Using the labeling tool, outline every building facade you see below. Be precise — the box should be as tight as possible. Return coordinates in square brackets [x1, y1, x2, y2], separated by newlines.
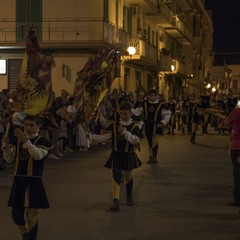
[0, 0, 213, 99]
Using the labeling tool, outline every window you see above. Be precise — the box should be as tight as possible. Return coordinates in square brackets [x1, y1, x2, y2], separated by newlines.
[232, 79, 238, 89]
[123, 6, 130, 33]
[137, 17, 141, 34]
[124, 68, 130, 90]
[0, 60, 7, 75]
[135, 70, 143, 91]
[135, 70, 141, 82]
[147, 26, 151, 43]
[16, 0, 42, 41]
[104, 0, 109, 22]
[8, 59, 22, 90]
[152, 30, 155, 45]
[116, 0, 119, 26]
[147, 73, 154, 91]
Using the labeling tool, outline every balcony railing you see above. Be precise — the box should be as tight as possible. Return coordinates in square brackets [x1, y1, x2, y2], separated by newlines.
[0, 18, 129, 50]
[172, 16, 192, 43]
[145, 0, 173, 27]
[159, 3, 173, 22]
[129, 38, 158, 63]
[177, 60, 192, 75]
[158, 53, 172, 71]
[164, 16, 192, 45]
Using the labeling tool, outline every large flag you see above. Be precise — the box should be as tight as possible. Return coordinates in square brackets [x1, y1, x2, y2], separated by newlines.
[17, 27, 54, 115]
[74, 47, 118, 122]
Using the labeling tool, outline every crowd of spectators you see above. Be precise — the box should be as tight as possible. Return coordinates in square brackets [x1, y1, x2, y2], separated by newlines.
[0, 86, 236, 171]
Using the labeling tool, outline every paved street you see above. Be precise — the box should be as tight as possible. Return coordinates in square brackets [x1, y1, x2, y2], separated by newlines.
[1, 130, 240, 240]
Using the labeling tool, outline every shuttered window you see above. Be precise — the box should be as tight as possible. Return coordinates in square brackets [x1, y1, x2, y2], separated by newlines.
[104, 0, 109, 22]
[232, 79, 238, 89]
[8, 59, 22, 90]
[16, 0, 42, 41]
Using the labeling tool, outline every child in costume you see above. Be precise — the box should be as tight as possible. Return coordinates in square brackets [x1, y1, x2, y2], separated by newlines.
[4, 115, 51, 240]
[90, 102, 143, 211]
[143, 90, 171, 164]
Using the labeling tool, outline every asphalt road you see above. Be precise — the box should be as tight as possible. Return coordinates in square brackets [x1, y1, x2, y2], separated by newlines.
[1, 130, 239, 240]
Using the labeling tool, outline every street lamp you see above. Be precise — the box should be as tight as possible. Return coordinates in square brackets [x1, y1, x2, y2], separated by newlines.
[127, 46, 136, 56]
[171, 59, 176, 71]
[206, 83, 211, 89]
[211, 87, 216, 92]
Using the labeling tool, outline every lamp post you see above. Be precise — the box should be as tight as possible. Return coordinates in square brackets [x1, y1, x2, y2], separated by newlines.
[127, 46, 136, 58]
[171, 59, 176, 72]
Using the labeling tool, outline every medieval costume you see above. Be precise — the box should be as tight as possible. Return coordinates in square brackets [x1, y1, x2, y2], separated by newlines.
[179, 94, 189, 134]
[167, 98, 177, 135]
[200, 92, 211, 133]
[7, 130, 51, 240]
[90, 118, 143, 211]
[143, 93, 171, 164]
[187, 94, 202, 144]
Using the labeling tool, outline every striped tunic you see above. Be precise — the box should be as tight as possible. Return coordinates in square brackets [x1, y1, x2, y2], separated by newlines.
[8, 136, 51, 208]
[104, 122, 143, 170]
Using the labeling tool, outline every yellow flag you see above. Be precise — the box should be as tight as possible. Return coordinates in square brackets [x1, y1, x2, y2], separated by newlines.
[17, 53, 52, 115]
[19, 51, 28, 84]
[96, 89, 109, 109]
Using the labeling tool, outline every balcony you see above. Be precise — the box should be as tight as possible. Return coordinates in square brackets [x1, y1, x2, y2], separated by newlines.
[176, 60, 192, 76]
[146, 2, 173, 27]
[158, 53, 172, 71]
[177, 0, 193, 10]
[165, 16, 193, 45]
[125, 0, 157, 12]
[201, 47, 211, 56]
[126, 39, 158, 68]
[158, 53, 192, 76]
[0, 18, 129, 52]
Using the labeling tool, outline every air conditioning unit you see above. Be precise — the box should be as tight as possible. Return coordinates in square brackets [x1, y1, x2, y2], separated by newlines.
[131, 5, 139, 16]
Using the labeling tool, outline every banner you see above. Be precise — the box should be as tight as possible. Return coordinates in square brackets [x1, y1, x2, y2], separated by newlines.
[74, 47, 117, 122]
[17, 27, 54, 115]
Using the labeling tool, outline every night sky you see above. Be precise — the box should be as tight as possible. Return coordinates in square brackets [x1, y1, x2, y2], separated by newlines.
[205, 0, 240, 53]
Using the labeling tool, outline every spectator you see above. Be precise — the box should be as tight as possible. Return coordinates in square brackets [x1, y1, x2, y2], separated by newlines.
[66, 96, 77, 151]
[225, 101, 240, 207]
[75, 109, 89, 151]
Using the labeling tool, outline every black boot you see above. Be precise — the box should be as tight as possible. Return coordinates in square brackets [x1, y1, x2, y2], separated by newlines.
[126, 179, 134, 206]
[152, 156, 158, 164]
[110, 199, 119, 211]
[22, 233, 28, 240]
[0, 162, 6, 171]
[190, 132, 196, 144]
[182, 128, 185, 135]
[202, 125, 208, 134]
[147, 156, 153, 164]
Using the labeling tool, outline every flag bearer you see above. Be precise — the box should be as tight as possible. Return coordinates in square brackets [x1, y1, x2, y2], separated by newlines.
[143, 90, 171, 164]
[5, 115, 51, 240]
[90, 102, 143, 211]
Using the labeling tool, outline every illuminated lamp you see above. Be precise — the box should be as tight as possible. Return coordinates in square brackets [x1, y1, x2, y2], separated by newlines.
[127, 46, 136, 56]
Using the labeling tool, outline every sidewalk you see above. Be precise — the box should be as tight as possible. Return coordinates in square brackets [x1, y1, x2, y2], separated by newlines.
[1, 131, 239, 240]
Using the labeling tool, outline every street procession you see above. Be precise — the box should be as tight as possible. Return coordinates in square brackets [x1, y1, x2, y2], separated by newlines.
[1, 0, 240, 240]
